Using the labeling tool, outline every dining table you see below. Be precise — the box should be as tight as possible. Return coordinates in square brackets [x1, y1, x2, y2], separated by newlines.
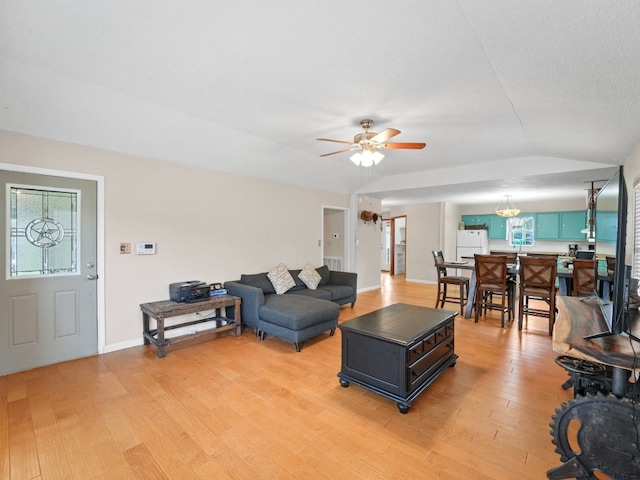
[440, 261, 612, 319]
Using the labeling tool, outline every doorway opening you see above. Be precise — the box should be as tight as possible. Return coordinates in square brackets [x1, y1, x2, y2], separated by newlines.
[381, 215, 406, 275]
[322, 206, 350, 271]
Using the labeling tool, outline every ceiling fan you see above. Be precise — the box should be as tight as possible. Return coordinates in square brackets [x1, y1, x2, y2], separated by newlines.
[317, 119, 426, 166]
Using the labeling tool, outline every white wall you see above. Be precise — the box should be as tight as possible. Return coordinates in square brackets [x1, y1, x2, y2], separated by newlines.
[356, 195, 383, 291]
[442, 202, 461, 266]
[390, 203, 442, 284]
[0, 131, 351, 351]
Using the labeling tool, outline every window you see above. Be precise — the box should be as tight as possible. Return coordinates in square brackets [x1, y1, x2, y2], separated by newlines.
[508, 216, 535, 248]
[8, 185, 79, 277]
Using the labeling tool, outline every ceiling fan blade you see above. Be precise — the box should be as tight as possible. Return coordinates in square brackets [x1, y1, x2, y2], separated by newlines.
[370, 128, 401, 144]
[383, 142, 426, 150]
[316, 138, 353, 145]
[320, 148, 355, 157]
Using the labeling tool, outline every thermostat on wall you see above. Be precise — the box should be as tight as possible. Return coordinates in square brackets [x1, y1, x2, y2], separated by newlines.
[136, 242, 156, 255]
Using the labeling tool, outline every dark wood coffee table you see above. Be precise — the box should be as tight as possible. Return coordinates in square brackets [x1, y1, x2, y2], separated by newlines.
[337, 303, 457, 413]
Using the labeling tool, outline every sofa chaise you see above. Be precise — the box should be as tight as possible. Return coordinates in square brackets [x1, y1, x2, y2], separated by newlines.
[224, 265, 357, 351]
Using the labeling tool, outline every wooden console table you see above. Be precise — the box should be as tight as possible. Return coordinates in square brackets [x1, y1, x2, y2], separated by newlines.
[553, 296, 640, 395]
[337, 303, 457, 413]
[548, 296, 640, 479]
[140, 295, 241, 358]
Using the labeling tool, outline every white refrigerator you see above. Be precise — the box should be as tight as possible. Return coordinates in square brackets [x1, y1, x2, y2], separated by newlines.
[456, 229, 489, 262]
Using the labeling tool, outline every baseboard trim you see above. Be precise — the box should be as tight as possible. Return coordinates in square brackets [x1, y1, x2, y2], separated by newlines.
[102, 338, 144, 354]
[358, 285, 381, 293]
[405, 278, 437, 285]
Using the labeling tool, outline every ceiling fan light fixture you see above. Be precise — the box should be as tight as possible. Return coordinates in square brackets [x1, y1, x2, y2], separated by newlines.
[319, 119, 425, 159]
[496, 195, 520, 218]
[350, 150, 384, 167]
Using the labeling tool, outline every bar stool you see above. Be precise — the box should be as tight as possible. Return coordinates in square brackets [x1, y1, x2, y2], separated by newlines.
[572, 259, 597, 297]
[490, 251, 518, 300]
[606, 256, 616, 276]
[474, 254, 514, 327]
[432, 250, 469, 315]
[518, 256, 558, 335]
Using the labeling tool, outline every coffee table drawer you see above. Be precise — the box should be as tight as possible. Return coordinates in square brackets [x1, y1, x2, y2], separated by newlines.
[407, 320, 454, 364]
[409, 339, 454, 388]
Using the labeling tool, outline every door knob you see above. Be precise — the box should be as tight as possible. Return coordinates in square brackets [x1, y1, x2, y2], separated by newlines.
[87, 275, 98, 280]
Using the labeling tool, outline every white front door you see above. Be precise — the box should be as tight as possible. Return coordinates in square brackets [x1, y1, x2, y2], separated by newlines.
[0, 170, 98, 375]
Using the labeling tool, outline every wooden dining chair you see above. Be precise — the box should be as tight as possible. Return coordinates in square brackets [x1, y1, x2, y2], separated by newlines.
[602, 256, 616, 300]
[474, 254, 513, 327]
[488, 251, 517, 311]
[432, 250, 469, 315]
[572, 258, 597, 297]
[605, 256, 616, 276]
[518, 256, 558, 335]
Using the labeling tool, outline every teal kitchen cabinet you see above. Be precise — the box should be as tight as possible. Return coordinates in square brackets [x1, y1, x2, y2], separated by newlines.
[463, 210, 586, 241]
[535, 212, 560, 240]
[535, 211, 585, 240]
[488, 214, 507, 239]
[460, 215, 475, 226]
[461, 214, 502, 238]
[461, 214, 491, 228]
[559, 211, 587, 240]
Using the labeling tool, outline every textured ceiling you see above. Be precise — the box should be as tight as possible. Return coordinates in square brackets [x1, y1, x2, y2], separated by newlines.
[1, 1, 639, 207]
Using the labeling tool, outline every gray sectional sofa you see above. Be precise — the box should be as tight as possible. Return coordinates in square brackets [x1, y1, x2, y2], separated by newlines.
[224, 266, 357, 351]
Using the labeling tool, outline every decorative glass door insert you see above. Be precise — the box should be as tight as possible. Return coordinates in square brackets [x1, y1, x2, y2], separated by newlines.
[8, 185, 79, 277]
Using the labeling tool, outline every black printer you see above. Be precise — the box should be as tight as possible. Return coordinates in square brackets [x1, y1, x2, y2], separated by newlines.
[169, 281, 210, 303]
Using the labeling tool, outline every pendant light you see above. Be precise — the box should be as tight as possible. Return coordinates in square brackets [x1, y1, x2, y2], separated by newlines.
[495, 195, 520, 218]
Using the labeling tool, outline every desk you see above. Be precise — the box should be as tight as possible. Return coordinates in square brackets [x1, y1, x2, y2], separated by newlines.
[140, 295, 241, 358]
[552, 296, 639, 394]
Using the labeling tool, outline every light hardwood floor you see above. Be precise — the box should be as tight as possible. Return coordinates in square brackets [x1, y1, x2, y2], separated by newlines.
[1, 275, 572, 479]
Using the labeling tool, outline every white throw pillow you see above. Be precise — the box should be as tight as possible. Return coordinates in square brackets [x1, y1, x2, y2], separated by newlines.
[267, 263, 296, 294]
[298, 263, 322, 290]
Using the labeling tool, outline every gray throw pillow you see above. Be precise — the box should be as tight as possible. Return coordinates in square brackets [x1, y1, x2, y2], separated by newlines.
[316, 265, 330, 285]
[240, 273, 276, 294]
